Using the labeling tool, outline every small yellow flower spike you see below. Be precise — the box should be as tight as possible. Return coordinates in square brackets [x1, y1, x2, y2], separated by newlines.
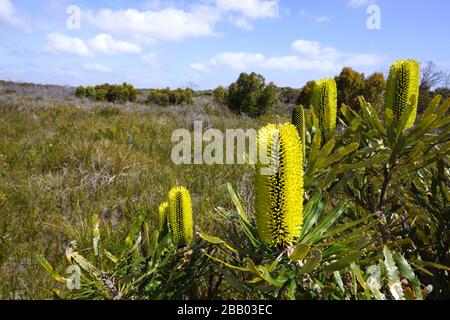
[158, 201, 169, 233]
[385, 59, 420, 129]
[168, 186, 193, 246]
[310, 78, 337, 141]
[292, 105, 306, 161]
[255, 123, 304, 249]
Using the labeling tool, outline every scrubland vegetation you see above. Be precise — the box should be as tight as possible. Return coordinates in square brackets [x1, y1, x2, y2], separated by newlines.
[0, 60, 449, 300]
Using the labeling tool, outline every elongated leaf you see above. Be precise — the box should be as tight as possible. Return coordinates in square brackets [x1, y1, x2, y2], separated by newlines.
[197, 231, 238, 253]
[324, 251, 361, 272]
[289, 244, 310, 261]
[301, 201, 347, 244]
[37, 255, 67, 283]
[396, 254, 423, 300]
[366, 264, 385, 300]
[300, 192, 325, 237]
[383, 246, 404, 300]
[298, 250, 322, 274]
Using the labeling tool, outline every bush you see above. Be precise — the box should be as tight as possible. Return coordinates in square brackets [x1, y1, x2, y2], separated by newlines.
[226, 72, 278, 117]
[74, 83, 139, 103]
[146, 88, 193, 106]
[74, 86, 86, 98]
[213, 86, 227, 105]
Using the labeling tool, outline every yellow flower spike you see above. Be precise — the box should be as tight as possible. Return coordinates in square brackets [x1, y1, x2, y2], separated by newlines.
[310, 78, 337, 141]
[385, 59, 420, 129]
[158, 201, 169, 233]
[255, 123, 304, 249]
[168, 186, 193, 246]
[291, 105, 306, 162]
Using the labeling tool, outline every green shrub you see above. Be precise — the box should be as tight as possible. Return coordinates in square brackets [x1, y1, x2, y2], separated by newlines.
[213, 86, 227, 105]
[85, 86, 96, 99]
[226, 72, 279, 117]
[74, 86, 86, 98]
[146, 88, 193, 106]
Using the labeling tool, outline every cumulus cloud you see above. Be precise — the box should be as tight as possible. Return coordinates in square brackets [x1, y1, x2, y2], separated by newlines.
[84, 6, 221, 42]
[43, 33, 93, 57]
[83, 63, 111, 73]
[190, 39, 388, 73]
[216, 0, 279, 19]
[0, 0, 28, 30]
[43, 33, 143, 57]
[88, 34, 142, 55]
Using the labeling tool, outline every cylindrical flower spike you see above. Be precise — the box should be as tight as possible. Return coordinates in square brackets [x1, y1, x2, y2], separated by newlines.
[255, 123, 304, 249]
[385, 59, 420, 129]
[291, 105, 306, 161]
[310, 78, 337, 141]
[158, 201, 169, 233]
[168, 186, 193, 246]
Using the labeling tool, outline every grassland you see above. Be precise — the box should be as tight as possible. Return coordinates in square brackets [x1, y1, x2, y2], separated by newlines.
[0, 82, 292, 299]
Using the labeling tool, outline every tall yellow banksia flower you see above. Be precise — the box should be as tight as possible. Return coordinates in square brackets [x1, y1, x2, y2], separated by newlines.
[158, 201, 169, 233]
[168, 187, 193, 246]
[310, 78, 337, 140]
[291, 105, 306, 161]
[255, 123, 304, 248]
[385, 59, 420, 129]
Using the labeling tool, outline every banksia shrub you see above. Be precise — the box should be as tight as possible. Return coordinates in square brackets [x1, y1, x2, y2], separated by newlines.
[168, 187, 194, 246]
[385, 59, 420, 129]
[311, 78, 337, 140]
[291, 105, 306, 160]
[255, 124, 304, 249]
[158, 202, 169, 233]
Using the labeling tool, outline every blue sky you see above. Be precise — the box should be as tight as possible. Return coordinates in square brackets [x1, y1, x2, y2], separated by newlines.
[0, 0, 449, 89]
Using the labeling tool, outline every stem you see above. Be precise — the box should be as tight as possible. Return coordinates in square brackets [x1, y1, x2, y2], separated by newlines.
[376, 164, 397, 243]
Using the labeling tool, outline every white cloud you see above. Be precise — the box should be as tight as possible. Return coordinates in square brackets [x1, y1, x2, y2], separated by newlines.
[189, 63, 212, 72]
[0, 0, 28, 30]
[43, 33, 93, 57]
[141, 52, 158, 67]
[84, 6, 220, 42]
[347, 0, 374, 8]
[216, 0, 279, 19]
[191, 39, 388, 73]
[88, 34, 142, 55]
[83, 63, 111, 73]
[229, 16, 253, 31]
[315, 16, 330, 23]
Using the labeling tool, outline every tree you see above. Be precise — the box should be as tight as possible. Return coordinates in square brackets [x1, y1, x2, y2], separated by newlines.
[363, 72, 386, 107]
[296, 80, 315, 107]
[226, 72, 278, 117]
[335, 67, 365, 109]
[419, 61, 445, 113]
[213, 86, 227, 105]
[74, 86, 86, 98]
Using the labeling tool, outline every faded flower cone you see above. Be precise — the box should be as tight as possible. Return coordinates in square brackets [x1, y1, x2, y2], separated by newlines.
[168, 186, 193, 246]
[255, 123, 304, 248]
[385, 59, 420, 129]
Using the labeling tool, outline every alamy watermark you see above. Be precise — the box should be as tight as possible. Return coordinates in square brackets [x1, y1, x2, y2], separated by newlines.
[171, 121, 279, 176]
[366, 4, 381, 30]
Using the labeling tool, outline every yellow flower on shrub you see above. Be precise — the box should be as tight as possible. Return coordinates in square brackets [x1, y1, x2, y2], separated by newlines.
[385, 59, 420, 129]
[311, 78, 337, 140]
[168, 186, 193, 246]
[255, 123, 304, 248]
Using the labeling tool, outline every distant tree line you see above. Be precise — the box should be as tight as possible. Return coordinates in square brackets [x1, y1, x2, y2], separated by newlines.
[146, 88, 194, 106]
[75, 83, 139, 103]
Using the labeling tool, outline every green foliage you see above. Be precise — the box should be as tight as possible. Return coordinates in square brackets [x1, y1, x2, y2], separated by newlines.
[213, 86, 228, 105]
[227, 72, 279, 117]
[74, 83, 139, 103]
[297, 81, 315, 107]
[74, 86, 86, 98]
[146, 88, 193, 106]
